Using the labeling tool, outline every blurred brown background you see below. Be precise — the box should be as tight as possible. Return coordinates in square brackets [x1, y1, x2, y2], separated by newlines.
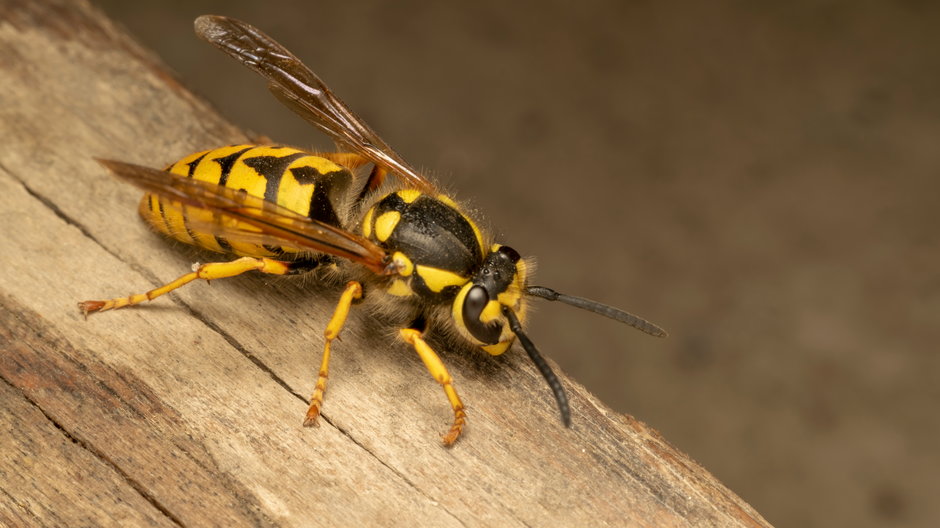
[94, 1, 939, 526]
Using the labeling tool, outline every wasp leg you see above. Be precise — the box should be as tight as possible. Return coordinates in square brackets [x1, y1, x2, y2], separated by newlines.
[318, 152, 387, 204]
[304, 281, 363, 427]
[78, 257, 293, 315]
[399, 328, 467, 446]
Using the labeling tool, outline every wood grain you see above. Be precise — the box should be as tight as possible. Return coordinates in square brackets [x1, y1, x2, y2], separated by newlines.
[0, 1, 771, 525]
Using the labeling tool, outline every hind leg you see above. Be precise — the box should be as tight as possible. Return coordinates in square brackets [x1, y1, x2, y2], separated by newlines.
[79, 256, 294, 315]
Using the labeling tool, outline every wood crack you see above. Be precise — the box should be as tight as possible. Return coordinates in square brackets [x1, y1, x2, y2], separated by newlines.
[0, 376, 185, 527]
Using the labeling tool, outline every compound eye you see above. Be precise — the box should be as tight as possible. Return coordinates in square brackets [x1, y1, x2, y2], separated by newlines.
[462, 285, 502, 345]
[497, 245, 521, 263]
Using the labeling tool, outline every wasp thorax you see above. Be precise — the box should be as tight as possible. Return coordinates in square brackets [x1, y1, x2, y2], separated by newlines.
[362, 190, 485, 300]
[453, 245, 528, 355]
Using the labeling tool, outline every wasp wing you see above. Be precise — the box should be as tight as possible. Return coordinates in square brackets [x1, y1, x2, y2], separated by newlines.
[97, 159, 390, 274]
[194, 15, 435, 194]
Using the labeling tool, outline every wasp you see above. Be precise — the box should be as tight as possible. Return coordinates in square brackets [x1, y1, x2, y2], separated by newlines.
[80, 15, 666, 445]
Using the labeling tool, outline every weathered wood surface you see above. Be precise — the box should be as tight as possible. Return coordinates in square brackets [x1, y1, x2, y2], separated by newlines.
[0, 1, 771, 526]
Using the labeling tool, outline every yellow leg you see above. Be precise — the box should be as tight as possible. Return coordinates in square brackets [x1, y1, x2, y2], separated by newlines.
[78, 257, 292, 315]
[304, 281, 363, 427]
[399, 328, 467, 446]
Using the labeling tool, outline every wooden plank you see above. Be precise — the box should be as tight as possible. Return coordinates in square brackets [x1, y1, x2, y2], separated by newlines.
[0, 378, 174, 527]
[0, 0, 771, 526]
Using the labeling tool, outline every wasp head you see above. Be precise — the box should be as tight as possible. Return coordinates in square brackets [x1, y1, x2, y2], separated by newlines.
[452, 245, 528, 355]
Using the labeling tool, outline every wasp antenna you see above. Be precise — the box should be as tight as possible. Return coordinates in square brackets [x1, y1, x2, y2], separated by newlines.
[526, 285, 667, 338]
[502, 306, 571, 428]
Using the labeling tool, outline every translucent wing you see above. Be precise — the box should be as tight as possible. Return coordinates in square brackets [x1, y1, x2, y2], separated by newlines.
[97, 159, 391, 274]
[194, 15, 435, 194]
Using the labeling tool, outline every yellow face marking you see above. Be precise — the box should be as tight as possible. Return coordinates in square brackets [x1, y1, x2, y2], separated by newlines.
[497, 291, 522, 310]
[397, 189, 422, 203]
[387, 278, 414, 297]
[374, 211, 401, 242]
[479, 300, 502, 323]
[392, 251, 414, 276]
[415, 265, 469, 293]
[362, 206, 375, 238]
[482, 340, 513, 356]
[452, 282, 517, 355]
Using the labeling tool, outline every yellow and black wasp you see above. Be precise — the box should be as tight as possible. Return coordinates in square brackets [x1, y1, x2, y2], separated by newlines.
[80, 15, 666, 445]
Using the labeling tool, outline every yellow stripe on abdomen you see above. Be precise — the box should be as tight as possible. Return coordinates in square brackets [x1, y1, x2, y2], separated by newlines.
[140, 145, 350, 259]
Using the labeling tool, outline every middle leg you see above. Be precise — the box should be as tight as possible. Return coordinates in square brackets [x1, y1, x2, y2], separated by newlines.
[304, 281, 363, 426]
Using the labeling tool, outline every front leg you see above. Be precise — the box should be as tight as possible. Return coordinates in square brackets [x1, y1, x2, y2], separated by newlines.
[399, 328, 467, 446]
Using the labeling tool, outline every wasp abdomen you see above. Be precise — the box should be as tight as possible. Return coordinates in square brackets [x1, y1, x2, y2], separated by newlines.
[139, 145, 352, 259]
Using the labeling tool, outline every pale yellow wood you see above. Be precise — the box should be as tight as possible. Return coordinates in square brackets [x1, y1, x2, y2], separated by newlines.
[0, 1, 771, 526]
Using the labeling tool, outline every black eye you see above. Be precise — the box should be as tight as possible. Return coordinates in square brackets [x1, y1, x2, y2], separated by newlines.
[497, 246, 521, 263]
[462, 285, 502, 344]
[464, 285, 488, 314]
